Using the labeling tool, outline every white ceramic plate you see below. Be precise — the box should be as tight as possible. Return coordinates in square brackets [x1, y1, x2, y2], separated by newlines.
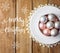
[29, 5, 60, 44]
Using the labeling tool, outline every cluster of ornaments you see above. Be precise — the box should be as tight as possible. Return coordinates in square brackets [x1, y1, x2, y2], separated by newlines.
[39, 14, 60, 36]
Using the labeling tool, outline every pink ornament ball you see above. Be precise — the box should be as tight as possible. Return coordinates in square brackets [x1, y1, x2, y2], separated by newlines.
[39, 23, 46, 30]
[43, 29, 51, 36]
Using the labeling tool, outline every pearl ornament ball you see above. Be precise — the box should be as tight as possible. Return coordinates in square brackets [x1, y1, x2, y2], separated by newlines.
[46, 22, 54, 29]
[55, 21, 60, 29]
[48, 14, 56, 21]
[43, 29, 50, 36]
[51, 29, 58, 36]
[39, 23, 46, 30]
[40, 16, 47, 23]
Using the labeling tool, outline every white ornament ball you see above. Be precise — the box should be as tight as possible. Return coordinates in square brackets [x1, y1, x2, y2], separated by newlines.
[48, 14, 55, 21]
[59, 30, 60, 33]
[58, 16, 60, 21]
[51, 29, 58, 36]
[46, 22, 54, 29]
[55, 21, 60, 29]
[40, 16, 47, 23]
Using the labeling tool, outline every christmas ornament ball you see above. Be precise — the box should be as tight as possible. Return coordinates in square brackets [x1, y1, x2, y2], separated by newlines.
[48, 14, 56, 21]
[46, 21, 54, 29]
[43, 29, 50, 36]
[55, 21, 60, 29]
[40, 16, 47, 23]
[51, 29, 58, 36]
[39, 23, 46, 30]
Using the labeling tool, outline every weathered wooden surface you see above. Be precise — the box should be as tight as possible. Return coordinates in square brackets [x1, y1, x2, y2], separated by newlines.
[0, 0, 15, 53]
[16, 0, 32, 53]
